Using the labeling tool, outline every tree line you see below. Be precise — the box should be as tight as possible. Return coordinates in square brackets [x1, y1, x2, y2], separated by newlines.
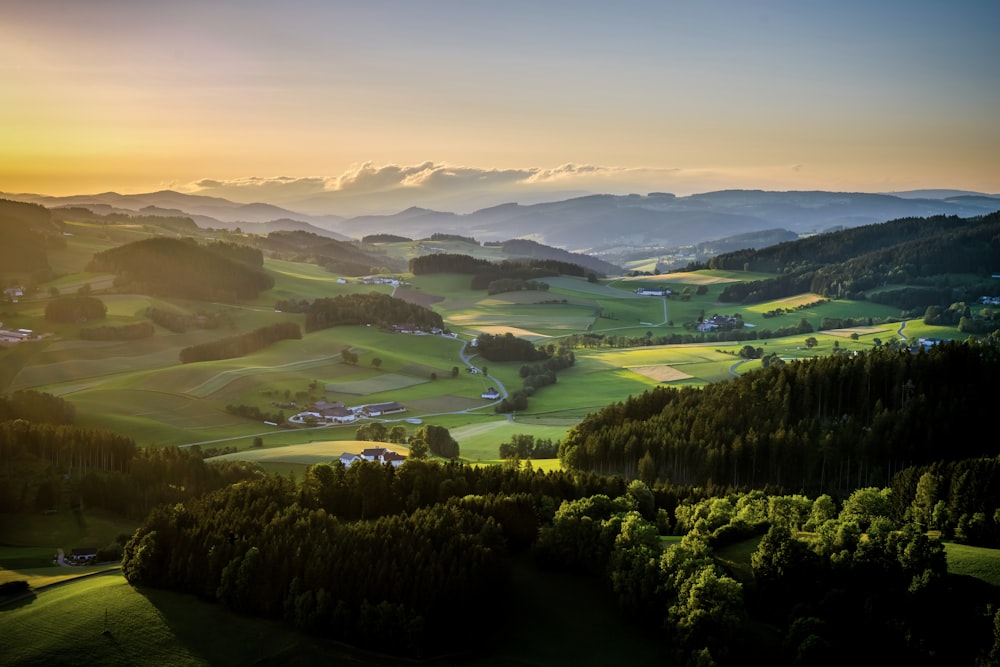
[45, 295, 107, 323]
[179, 321, 302, 363]
[88, 237, 274, 302]
[710, 212, 1000, 307]
[79, 321, 155, 341]
[304, 292, 443, 333]
[559, 339, 1000, 494]
[408, 252, 590, 290]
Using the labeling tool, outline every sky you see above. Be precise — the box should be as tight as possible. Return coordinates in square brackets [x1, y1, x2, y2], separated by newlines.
[2, 0, 999, 215]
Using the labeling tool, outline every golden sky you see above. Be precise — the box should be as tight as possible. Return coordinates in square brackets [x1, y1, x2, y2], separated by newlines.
[2, 0, 998, 212]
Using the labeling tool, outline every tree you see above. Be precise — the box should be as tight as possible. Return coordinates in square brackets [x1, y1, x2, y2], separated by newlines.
[408, 438, 429, 460]
[805, 337, 818, 348]
[414, 424, 459, 459]
[371, 357, 382, 369]
[638, 451, 657, 486]
[451, 366, 459, 378]
[388, 425, 408, 444]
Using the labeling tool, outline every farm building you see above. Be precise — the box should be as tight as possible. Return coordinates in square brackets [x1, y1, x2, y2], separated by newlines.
[339, 453, 361, 467]
[697, 315, 741, 332]
[636, 287, 670, 296]
[362, 402, 405, 417]
[481, 387, 500, 399]
[70, 548, 98, 564]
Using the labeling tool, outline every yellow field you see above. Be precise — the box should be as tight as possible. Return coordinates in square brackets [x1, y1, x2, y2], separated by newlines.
[619, 272, 742, 285]
[470, 325, 549, 339]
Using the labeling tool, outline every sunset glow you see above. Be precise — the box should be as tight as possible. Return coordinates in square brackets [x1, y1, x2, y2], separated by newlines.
[2, 0, 998, 212]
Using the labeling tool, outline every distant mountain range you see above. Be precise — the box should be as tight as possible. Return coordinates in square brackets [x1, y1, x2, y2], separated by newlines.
[6, 188, 999, 255]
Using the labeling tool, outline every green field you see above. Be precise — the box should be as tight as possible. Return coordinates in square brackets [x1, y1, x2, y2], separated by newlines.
[0, 556, 672, 667]
[0, 222, 976, 466]
[943, 541, 1000, 588]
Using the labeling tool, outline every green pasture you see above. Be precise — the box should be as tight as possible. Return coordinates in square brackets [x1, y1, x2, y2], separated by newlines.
[943, 542, 1000, 588]
[449, 419, 571, 462]
[250, 258, 395, 307]
[0, 508, 137, 588]
[0, 556, 671, 667]
[0, 573, 395, 667]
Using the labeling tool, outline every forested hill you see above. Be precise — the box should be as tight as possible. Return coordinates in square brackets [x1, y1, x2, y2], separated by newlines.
[710, 211, 1000, 305]
[559, 339, 1000, 494]
[0, 198, 63, 275]
[88, 237, 274, 301]
[257, 230, 405, 275]
[495, 238, 621, 275]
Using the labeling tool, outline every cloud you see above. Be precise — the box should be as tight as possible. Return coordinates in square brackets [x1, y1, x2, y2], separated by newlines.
[181, 161, 816, 215]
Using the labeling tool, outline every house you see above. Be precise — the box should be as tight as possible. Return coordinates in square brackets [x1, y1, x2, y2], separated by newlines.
[358, 446, 407, 467]
[360, 446, 390, 461]
[380, 450, 407, 467]
[636, 287, 670, 296]
[3, 286, 24, 302]
[339, 453, 361, 467]
[481, 387, 500, 400]
[697, 315, 741, 332]
[362, 402, 405, 417]
[70, 547, 98, 563]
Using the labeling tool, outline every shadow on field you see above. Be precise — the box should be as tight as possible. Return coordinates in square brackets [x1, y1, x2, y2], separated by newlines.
[455, 554, 674, 667]
[0, 591, 37, 611]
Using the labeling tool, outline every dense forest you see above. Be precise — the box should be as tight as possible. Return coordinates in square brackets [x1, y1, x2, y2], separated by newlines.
[303, 292, 443, 333]
[708, 212, 1000, 307]
[88, 237, 274, 301]
[0, 198, 61, 277]
[114, 454, 1000, 664]
[257, 230, 402, 276]
[409, 252, 595, 289]
[0, 396, 258, 518]
[559, 340, 1000, 493]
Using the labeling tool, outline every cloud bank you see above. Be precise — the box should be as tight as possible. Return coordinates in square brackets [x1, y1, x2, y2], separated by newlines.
[183, 161, 813, 216]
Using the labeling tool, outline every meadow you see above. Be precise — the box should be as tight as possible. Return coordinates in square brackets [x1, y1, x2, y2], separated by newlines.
[0, 216, 973, 467]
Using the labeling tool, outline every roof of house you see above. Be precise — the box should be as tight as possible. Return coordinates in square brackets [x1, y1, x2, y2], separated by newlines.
[365, 401, 404, 412]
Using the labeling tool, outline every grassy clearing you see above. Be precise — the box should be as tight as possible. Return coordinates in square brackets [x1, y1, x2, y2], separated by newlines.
[450, 419, 570, 462]
[0, 509, 138, 588]
[943, 542, 1000, 587]
[0, 509, 137, 553]
[327, 372, 428, 395]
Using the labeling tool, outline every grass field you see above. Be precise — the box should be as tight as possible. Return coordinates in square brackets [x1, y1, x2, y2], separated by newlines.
[0, 243, 973, 465]
[943, 541, 1000, 587]
[0, 556, 672, 667]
